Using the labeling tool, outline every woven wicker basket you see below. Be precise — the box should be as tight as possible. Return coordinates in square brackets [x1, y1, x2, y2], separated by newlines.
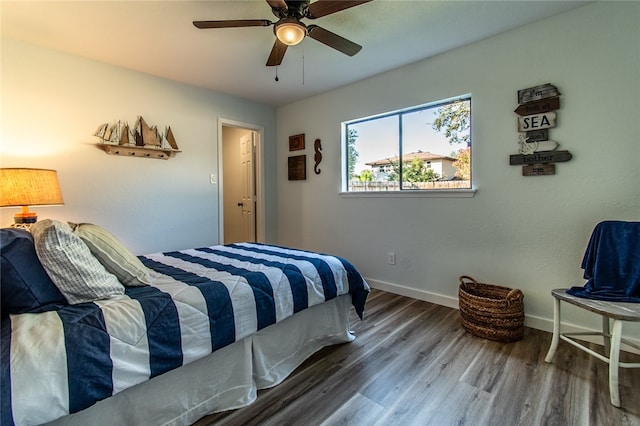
[458, 275, 525, 342]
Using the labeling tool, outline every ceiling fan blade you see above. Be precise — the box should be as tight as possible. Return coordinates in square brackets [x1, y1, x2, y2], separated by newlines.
[307, 25, 362, 56]
[307, 0, 373, 19]
[266, 0, 288, 11]
[193, 20, 272, 29]
[266, 39, 289, 66]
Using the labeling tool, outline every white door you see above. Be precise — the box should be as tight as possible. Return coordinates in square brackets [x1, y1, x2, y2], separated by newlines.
[240, 133, 256, 242]
[220, 121, 263, 245]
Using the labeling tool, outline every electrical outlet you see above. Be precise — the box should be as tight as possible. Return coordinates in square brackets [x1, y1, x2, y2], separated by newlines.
[387, 252, 396, 265]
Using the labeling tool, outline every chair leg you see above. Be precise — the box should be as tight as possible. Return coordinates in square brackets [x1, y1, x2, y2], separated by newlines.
[609, 319, 623, 407]
[545, 297, 561, 363]
[602, 315, 611, 354]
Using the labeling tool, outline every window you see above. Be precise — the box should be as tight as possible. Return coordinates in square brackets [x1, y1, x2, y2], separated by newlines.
[343, 96, 471, 193]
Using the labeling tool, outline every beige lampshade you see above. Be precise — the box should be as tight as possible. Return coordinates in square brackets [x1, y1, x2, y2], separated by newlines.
[0, 168, 64, 223]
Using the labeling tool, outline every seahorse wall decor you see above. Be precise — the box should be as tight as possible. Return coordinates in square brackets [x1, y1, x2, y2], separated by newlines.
[314, 138, 322, 175]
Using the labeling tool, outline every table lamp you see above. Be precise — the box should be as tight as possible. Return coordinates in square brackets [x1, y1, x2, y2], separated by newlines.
[0, 168, 64, 225]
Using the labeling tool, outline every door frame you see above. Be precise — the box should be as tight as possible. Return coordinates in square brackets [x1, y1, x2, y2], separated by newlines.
[217, 118, 265, 244]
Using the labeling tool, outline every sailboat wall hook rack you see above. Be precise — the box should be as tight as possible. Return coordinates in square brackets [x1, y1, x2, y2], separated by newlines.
[94, 116, 181, 160]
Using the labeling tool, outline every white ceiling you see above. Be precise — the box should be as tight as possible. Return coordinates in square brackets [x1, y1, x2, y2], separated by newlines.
[1, 0, 590, 106]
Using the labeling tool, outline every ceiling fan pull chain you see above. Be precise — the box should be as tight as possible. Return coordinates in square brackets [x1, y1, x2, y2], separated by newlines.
[302, 45, 305, 85]
[275, 65, 279, 82]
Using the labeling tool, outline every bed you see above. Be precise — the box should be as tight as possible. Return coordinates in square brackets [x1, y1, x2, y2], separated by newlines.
[0, 221, 369, 426]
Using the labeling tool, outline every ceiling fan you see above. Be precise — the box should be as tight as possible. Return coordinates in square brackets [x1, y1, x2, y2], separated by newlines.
[193, 0, 372, 67]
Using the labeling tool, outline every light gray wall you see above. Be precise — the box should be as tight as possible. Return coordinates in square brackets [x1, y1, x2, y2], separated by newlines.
[1, 38, 277, 254]
[275, 2, 640, 336]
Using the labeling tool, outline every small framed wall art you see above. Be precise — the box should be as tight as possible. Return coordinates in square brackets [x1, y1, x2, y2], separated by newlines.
[288, 133, 305, 151]
[288, 155, 306, 180]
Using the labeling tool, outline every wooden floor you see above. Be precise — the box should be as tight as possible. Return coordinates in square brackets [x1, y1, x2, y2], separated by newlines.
[195, 289, 640, 426]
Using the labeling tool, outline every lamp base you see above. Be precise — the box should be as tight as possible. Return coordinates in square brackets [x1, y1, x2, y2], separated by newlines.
[10, 223, 33, 231]
[14, 212, 37, 224]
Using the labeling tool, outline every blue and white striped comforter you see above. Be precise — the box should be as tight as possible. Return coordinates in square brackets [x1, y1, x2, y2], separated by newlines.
[1, 243, 369, 426]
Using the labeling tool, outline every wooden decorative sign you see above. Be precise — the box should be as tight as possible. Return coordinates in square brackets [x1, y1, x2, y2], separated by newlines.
[524, 129, 549, 142]
[517, 137, 559, 155]
[512, 83, 570, 176]
[288, 155, 306, 180]
[517, 83, 560, 104]
[514, 97, 560, 116]
[517, 112, 556, 132]
[509, 150, 572, 166]
[522, 163, 555, 176]
[529, 140, 559, 152]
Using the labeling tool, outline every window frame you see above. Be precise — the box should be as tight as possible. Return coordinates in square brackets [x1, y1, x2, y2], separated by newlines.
[341, 95, 476, 198]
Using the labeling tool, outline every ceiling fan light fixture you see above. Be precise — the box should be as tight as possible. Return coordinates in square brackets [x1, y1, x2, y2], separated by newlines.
[275, 18, 307, 46]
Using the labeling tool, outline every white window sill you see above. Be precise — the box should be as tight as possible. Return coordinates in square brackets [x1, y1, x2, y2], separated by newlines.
[339, 189, 477, 198]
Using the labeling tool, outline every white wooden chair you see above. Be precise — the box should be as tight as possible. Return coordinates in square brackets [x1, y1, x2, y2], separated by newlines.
[544, 289, 640, 407]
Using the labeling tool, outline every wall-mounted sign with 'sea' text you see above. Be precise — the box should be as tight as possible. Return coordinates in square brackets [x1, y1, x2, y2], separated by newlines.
[517, 112, 556, 132]
[512, 83, 569, 176]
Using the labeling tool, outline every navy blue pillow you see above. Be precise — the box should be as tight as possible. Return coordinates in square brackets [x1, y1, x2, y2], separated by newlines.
[1, 228, 68, 316]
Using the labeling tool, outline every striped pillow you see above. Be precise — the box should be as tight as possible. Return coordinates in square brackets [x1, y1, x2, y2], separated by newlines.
[69, 222, 150, 287]
[31, 219, 124, 304]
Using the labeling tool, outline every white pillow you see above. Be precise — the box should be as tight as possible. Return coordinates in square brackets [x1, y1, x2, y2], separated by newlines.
[31, 219, 125, 304]
[69, 222, 150, 287]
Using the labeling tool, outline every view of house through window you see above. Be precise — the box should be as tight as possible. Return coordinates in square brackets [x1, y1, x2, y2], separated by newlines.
[344, 96, 471, 192]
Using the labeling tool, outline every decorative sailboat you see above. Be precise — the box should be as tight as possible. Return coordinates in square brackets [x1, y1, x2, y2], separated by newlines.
[94, 116, 180, 159]
[165, 126, 179, 150]
[94, 120, 130, 145]
[94, 123, 108, 139]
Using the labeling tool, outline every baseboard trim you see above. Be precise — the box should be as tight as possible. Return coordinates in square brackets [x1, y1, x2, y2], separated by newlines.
[366, 278, 640, 354]
[367, 278, 459, 310]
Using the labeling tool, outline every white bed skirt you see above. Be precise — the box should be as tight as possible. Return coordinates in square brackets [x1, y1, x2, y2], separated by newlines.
[47, 294, 354, 426]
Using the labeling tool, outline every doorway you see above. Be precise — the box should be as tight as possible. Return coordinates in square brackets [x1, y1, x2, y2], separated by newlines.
[219, 119, 265, 244]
